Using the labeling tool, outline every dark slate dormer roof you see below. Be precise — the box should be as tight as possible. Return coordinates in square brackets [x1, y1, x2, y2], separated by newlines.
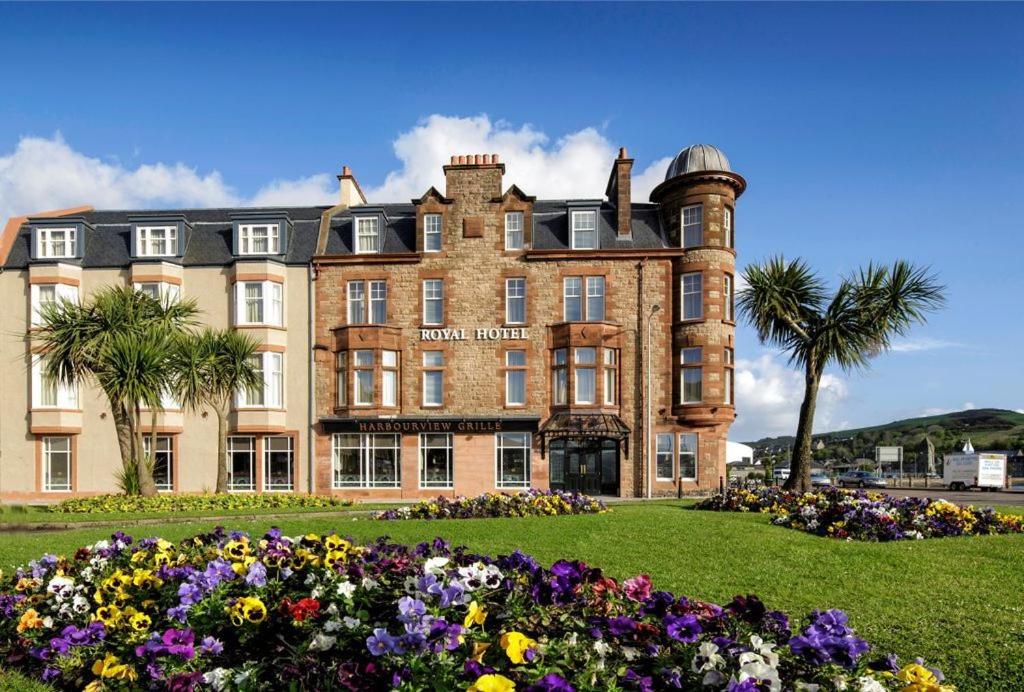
[322, 201, 670, 255]
[2, 206, 329, 269]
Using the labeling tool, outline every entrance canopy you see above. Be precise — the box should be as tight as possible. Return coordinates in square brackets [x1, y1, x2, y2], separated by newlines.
[538, 413, 631, 456]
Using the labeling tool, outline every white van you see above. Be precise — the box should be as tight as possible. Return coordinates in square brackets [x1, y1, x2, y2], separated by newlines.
[943, 453, 1007, 491]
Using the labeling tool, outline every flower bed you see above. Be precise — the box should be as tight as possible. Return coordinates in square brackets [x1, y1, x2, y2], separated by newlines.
[49, 493, 354, 515]
[696, 487, 1024, 541]
[374, 490, 607, 521]
[0, 529, 951, 691]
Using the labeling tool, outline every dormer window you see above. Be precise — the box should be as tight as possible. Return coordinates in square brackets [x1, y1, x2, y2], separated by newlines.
[423, 214, 442, 252]
[36, 227, 77, 259]
[136, 226, 178, 257]
[570, 210, 598, 250]
[355, 216, 380, 254]
[505, 212, 524, 250]
[239, 223, 280, 255]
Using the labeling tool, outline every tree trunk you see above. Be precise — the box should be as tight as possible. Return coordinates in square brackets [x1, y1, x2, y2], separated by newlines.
[134, 404, 158, 497]
[783, 362, 821, 493]
[111, 405, 135, 484]
[215, 405, 229, 494]
[149, 409, 159, 491]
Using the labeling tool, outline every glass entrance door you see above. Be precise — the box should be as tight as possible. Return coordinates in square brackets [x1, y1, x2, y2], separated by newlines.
[549, 438, 619, 496]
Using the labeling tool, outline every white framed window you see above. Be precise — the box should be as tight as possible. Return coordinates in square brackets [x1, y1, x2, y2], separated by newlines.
[505, 211, 524, 250]
[419, 433, 453, 488]
[574, 347, 597, 404]
[552, 348, 568, 405]
[570, 210, 598, 249]
[238, 224, 280, 255]
[496, 432, 531, 488]
[227, 436, 256, 491]
[681, 347, 702, 404]
[681, 273, 703, 321]
[143, 436, 174, 492]
[32, 357, 77, 409]
[423, 214, 442, 252]
[355, 216, 380, 254]
[723, 207, 734, 249]
[347, 281, 366, 324]
[422, 351, 444, 407]
[263, 436, 294, 492]
[354, 350, 374, 406]
[682, 204, 703, 248]
[679, 433, 698, 480]
[724, 347, 734, 406]
[505, 350, 526, 406]
[238, 352, 283, 408]
[656, 433, 674, 481]
[42, 436, 72, 492]
[381, 350, 398, 407]
[586, 276, 606, 321]
[723, 274, 734, 322]
[30, 283, 78, 327]
[370, 280, 387, 323]
[135, 281, 181, 305]
[506, 278, 526, 324]
[36, 227, 77, 259]
[332, 433, 400, 488]
[563, 277, 582, 321]
[236, 281, 283, 326]
[423, 279, 444, 325]
[603, 348, 618, 406]
[336, 352, 347, 406]
[136, 226, 177, 257]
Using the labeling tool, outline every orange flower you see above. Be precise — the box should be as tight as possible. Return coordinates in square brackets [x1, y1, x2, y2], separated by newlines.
[17, 608, 44, 633]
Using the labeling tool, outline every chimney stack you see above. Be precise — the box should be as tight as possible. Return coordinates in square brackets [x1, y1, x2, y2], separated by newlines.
[608, 147, 634, 237]
[443, 152, 506, 201]
[337, 165, 367, 207]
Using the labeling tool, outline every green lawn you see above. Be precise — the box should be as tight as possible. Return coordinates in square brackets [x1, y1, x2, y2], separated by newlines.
[0, 502, 396, 526]
[2, 502, 1022, 691]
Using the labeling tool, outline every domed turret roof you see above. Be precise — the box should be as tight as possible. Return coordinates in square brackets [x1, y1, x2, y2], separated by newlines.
[664, 144, 731, 180]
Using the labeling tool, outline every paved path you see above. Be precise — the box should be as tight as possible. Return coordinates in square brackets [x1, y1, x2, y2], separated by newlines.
[880, 487, 1024, 507]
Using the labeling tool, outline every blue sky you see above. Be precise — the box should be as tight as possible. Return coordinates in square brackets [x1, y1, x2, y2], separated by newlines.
[1, 2, 1021, 439]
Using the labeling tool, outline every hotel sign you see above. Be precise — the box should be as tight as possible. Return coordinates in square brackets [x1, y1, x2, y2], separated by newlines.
[321, 416, 540, 434]
[419, 327, 529, 341]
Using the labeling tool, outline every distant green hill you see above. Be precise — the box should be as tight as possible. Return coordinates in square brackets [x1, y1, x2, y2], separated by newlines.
[747, 408, 1024, 462]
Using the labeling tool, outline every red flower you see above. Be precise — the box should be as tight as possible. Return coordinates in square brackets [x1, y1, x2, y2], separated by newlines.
[287, 598, 321, 622]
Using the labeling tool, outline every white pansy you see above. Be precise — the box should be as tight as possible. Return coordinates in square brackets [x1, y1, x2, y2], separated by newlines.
[734, 659, 781, 692]
[424, 556, 450, 575]
[593, 640, 611, 657]
[323, 619, 342, 633]
[325, 603, 339, 616]
[361, 577, 379, 591]
[203, 668, 232, 691]
[337, 580, 356, 599]
[622, 646, 639, 661]
[856, 676, 887, 692]
[343, 616, 361, 629]
[309, 633, 337, 651]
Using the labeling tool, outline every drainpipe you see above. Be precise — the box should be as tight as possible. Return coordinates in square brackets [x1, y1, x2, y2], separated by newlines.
[307, 261, 316, 494]
[646, 302, 660, 499]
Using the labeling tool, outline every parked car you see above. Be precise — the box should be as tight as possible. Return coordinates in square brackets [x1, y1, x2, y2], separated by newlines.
[810, 473, 832, 487]
[837, 470, 887, 489]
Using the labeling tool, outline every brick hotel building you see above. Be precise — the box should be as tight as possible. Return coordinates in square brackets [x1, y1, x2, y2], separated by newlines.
[0, 144, 744, 500]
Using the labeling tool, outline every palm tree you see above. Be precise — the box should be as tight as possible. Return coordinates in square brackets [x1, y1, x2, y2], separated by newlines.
[170, 329, 261, 493]
[34, 286, 198, 496]
[738, 258, 945, 492]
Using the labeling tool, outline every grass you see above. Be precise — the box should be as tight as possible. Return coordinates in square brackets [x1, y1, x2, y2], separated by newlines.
[2, 502, 1022, 691]
[0, 502, 396, 526]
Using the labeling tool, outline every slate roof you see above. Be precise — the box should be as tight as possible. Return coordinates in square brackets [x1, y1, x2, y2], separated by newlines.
[4, 200, 671, 269]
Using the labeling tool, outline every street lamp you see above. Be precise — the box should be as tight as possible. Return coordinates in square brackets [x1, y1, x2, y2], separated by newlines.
[646, 303, 661, 499]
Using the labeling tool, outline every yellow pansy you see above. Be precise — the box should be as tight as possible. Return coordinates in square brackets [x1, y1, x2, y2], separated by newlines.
[93, 605, 122, 628]
[325, 534, 350, 551]
[17, 608, 44, 633]
[897, 663, 956, 692]
[468, 674, 516, 692]
[224, 539, 250, 561]
[128, 612, 152, 632]
[464, 600, 487, 629]
[500, 631, 538, 664]
[228, 596, 267, 626]
[91, 653, 138, 681]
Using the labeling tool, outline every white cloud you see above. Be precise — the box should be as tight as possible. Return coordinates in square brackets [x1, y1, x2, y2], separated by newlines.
[731, 353, 849, 441]
[918, 401, 977, 417]
[365, 114, 668, 202]
[247, 174, 335, 208]
[889, 338, 963, 353]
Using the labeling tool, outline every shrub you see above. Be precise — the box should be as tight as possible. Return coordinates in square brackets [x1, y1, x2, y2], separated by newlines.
[0, 529, 949, 691]
[374, 490, 606, 521]
[696, 487, 1024, 541]
[48, 493, 354, 515]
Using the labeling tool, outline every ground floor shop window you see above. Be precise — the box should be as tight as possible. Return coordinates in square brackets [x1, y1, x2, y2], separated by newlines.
[419, 433, 453, 488]
[656, 433, 674, 480]
[496, 432, 531, 488]
[332, 433, 401, 488]
[263, 436, 294, 492]
[43, 436, 72, 492]
[143, 436, 174, 491]
[228, 436, 256, 491]
[679, 433, 698, 481]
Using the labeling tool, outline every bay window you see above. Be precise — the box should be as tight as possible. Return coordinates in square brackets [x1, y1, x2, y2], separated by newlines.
[332, 433, 401, 488]
[142, 436, 174, 492]
[31, 283, 78, 327]
[552, 348, 568, 405]
[574, 347, 597, 404]
[336, 352, 347, 406]
[419, 433, 453, 488]
[136, 226, 177, 257]
[570, 210, 598, 249]
[679, 433, 698, 480]
[42, 436, 72, 492]
[32, 357, 77, 409]
[135, 281, 181, 305]
[505, 350, 526, 406]
[603, 348, 618, 405]
[238, 224, 280, 255]
[682, 204, 703, 247]
[381, 350, 398, 407]
[355, 216, 380, 254]
[336, 349, 400, 408]
[236, 281, 283, 326]
[505, 278, 526, 324]
[263, 436, 294, 492]
[681, 347, 702, 404]
[238, 352, 283, 408]
[505, 211, 524, 250]
[681, 273, 703, 321]
[423, 214, 442, 252]
[354, 350, 374, 406]
[227, 437, 256, 491]
[656, 434, 674, 480]
[496, 432, 531, 488]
